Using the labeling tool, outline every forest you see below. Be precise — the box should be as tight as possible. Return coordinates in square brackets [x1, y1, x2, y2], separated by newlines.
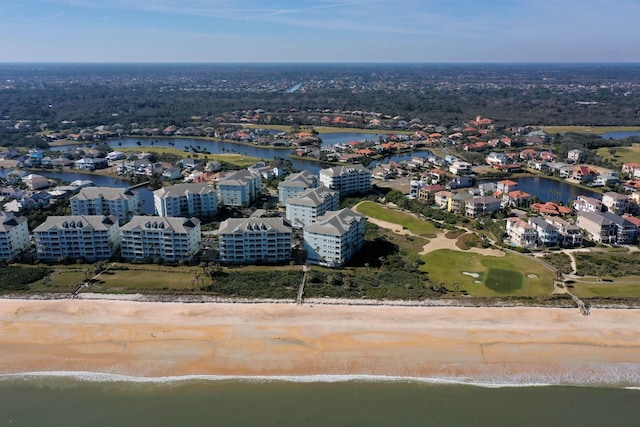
[1, 63, 639, 147]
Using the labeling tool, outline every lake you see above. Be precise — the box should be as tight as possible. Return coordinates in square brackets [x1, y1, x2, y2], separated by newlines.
[481, 176, 599, 204]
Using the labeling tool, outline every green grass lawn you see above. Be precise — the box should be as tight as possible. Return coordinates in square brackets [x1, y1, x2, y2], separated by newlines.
[597, 144, 640, 166]
[118, 146, 260, 168]
[420, 249, 554, 297]
[541, 126, 640, 135]
[355, 201, 439, 237]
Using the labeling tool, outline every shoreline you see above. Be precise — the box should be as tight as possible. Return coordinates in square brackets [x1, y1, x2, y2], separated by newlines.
[1, 298, 639, 386]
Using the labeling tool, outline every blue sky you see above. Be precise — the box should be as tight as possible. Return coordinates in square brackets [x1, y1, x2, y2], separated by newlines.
[1, 0, 638, 62]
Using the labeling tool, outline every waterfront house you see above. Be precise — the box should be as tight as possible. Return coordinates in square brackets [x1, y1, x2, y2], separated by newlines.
[153, 183, 218, 218]
[119, 216, 201, 262]
[22, 174, 49, 190]
[496, 179, 518, 194]
[218, 217, 292, 265]
[573, 195, 602, 213]
[601, 191, 629, 215]
[34, 215, 120, 262]
[303, 208, 366, 267]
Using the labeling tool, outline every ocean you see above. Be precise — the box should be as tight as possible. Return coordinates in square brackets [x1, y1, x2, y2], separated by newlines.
[1, 374, 638, 426]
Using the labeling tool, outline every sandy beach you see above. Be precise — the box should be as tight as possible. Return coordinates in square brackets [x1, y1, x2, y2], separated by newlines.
[1, 299, 640, 384]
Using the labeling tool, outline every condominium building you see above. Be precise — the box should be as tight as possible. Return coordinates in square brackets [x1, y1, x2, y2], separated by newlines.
[286, 186, 339, 228]
[0, 212, 30, 261]
[153, 183, 218, 218]
[119, 216, 201, 262]
[303, 208, 366, 267]
[217, 169, 262, 207]
[218, 218, 292, 264]
[319, 164, 372, 196]
[70, 187, 140, 221]
[277, 171, 318, 206]
[34, 215, 120, 262]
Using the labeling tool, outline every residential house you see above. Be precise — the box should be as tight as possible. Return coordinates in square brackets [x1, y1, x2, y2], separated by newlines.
[496, 179, 518, 194]
[22, 174, 49, 190]
[449, 161, 472, 175]
[162, 168, 183, 181]
[465, 196, 501, 218]
[600, 212, 637, 245]
[217, 169, 262, 207]
[74, 157, 108, 171]
[303, 208, 366, 267]
[278, 171, 319, 207]
[446, 176, 473, 190]
[545, 217, 583, 247]
[319, 164, 372, 196]
[120, 216, 201, 262]
[153, 183, 218, 218]
[417, 184, 444, 204]
[502, 190, 531, 208]
[567, 149, 584, 163]
[218, 217, 292, 264]
[576, 211, 617, 244]
[485, 152, 509, 166]
[528, 217, 559, 246]
[567, 166, 597, 184]
[448, 192, 473, 213]
[434, 190, 453, 209]
[601, 191, 629, 214]
[622, 162, 640, 178]
[0, 212, 30, 261]
[286, 186, 339, 228]
[573, 195, 602, 213]
[34, 215, 120, 262]
[505, 217, 537, 248]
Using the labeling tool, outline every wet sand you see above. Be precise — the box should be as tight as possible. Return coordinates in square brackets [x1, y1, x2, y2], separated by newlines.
[1, 299, 639, 383]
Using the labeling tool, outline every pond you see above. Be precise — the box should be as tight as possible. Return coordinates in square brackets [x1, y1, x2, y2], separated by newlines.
[480, 176, 600, 204]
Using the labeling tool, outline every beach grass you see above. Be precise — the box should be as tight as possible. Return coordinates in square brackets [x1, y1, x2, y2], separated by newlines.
[86, 268, 207, 293]
[420, 249, 553, 297]
[568, 279, 640, 298]
[355, 201, 439, 237]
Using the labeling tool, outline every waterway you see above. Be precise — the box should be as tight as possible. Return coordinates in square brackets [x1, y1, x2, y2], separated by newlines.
[49, 134, 418, 175]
